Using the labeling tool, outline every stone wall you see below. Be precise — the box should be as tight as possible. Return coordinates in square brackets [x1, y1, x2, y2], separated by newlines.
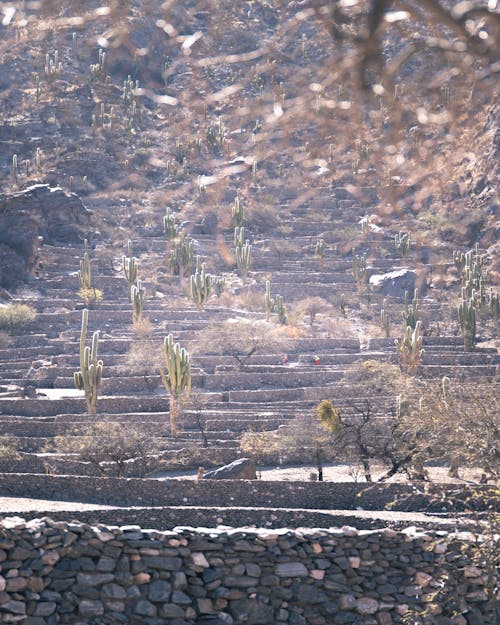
[0, 517, 494, 625]
[0, 474, 487, 513]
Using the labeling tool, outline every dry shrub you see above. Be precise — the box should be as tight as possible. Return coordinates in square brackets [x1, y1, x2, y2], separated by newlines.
[0, 304, 36, 332]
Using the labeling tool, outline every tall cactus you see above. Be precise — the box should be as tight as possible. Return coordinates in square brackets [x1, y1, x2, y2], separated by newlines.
[402, 289, 419, 329]
[231, 193, 244, 227]
[78, 239, 92, 290]
[275, 294, 287, 324]
[160, 334, 191, 435]
[395, 320, 424, 372]
[458, 297, 476, 351]
[168, 233, 195, 277]
[235, 240, 252, 280]
[352, 249, 367, 291]
[489, 289, 499, 324]
[131, 280, 145, 324]
[73, 309, 103, 414]
[315, 239, 326, 269]
[380, 298, 390, 338]
[163, 207, 178, 240]
[265, 280, 275, 321]
[394, 231, 411, 258]
[122, 255, 138, 298]
[234, 226, 245, 249]
[190, 259, 212, 310]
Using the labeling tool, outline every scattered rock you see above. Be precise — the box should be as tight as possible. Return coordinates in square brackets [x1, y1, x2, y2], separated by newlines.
[203, 458, 257, 480]
[369, 268, 419, 297]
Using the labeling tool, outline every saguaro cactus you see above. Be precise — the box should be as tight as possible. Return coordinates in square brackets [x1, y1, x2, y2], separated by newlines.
[78, 239, 92, 291]
[403, 289, 419, 329]
[395, 320, 424, 372]
[265, 280, 275, 321]
[458, 297, 476, 351]
[380, 298, 390, 338]
[190, 260, 212, 310]
[160, 334, 191, 435]
[73, 308, 103, 414]
[315, 239, 326, 269]
[163, 208, 178, 240]
[394, 231, 411, 258]
[168, 233, 195, 277]
[123, 255, 138, 298]
[352, 250, 367, 291]
[231, 193, 244, 227]
[235, 240, 252, 280]
[131, 280, 145, 323]
[275, 294, 287, 324]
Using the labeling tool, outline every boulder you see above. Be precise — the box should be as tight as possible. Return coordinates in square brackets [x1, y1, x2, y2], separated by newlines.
[203, 458, 256, 480]
[369, 268, 418, 297]
[0, 185, 92, 288]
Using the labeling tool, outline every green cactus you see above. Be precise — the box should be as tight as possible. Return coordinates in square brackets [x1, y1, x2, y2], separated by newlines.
[190, 259, 212, 309]
[206, 117, 225, 151]
[265, 280, 275, 321]
[402, 289, 419, 329]
[234, 226, 245, 250]
[489, 289, 499, 323]
[395, 320, 424, 372]
[163, 208, 178, 240]
[235, 240, 252, 280]
[360, 215, 369, 236]
[456, 244, 487, 303]
[131, 280, 145, 324]
[458, 297, 476, 351]
[231, 193, 244, 227]
[73, 309, 103, 414]
[160, 334, 191, 435]
[78, 239, 92, 291]
[380, 298, 390, 338]
[394, 231, 411, 258]
[315, 239, 326, 269]
[352, 249, 367, 291]
[122, 255, 138, 298]
[275, 294, 287, 324]
[211, 275, 226, 298]
[168, 233, 195, 277]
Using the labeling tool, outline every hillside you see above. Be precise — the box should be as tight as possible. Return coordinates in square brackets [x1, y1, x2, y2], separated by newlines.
[0, 1, 498, 479]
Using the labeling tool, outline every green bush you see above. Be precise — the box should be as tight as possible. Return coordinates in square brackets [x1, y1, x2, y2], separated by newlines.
[0, 304, 37, 332]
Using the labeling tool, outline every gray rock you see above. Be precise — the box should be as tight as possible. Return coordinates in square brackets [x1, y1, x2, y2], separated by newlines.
[148, 579, 172, 602]
[133, 599, 157, 617]
[229, 599, 273, 625]
[79, 599, 104, 617]
[102, 583, 127, 599]
[369, 269, 418, 297]
[159, 604, 185, 618]
[203, 458, 257, 480]
[276, 562, 308, 577]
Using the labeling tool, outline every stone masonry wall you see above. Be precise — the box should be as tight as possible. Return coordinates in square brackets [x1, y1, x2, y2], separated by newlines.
[0, 517, 494, 625]
[0, 474, 487, 513]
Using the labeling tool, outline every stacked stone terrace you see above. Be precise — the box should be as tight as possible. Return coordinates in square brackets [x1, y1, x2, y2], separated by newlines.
[0, 187, 497, 484]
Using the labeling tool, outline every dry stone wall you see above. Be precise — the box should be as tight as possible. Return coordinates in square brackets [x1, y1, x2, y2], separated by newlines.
[0, 517, 494, 625]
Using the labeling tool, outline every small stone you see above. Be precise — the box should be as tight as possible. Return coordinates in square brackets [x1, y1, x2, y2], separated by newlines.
[148, 579, 172, 602]
[79, 599, 104, 617]
[33, 602, 56, 616]
[6, 577, 27, 592]
[192, 552, 210, 568]
[102, 583, 127, 599]
[312, 543, 323, 554]
[309, 569, 324, 580]
[415, 572, 433, 586]
[159, 604, 185, 618]
[341, 526, 359, 536]
[171, 590, 192, 604]
[377, 612, 392, 625]
[197, 598, 214, 613]
[356, 597, 379, 615]
[133, 572, 151, 584]
[133, 599, 157, 617]
[349, 556, 361, 569]
[41, 550, 59, 565]
[339, 594, 356, 610]
[2, 600, 26, 615]
[275, 562, 308, 577]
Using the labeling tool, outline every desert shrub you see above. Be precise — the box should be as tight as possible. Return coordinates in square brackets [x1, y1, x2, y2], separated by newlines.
[127, 338, 163, 375]
[0, 304, 36, 332]
[47, 420, 161, 477]
[0, 435, 21, 461]
[245, 204, 278, 234]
